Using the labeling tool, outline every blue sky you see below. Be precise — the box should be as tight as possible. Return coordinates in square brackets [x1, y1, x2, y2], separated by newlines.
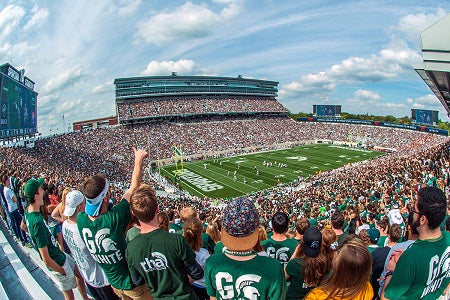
[1, 0, 449, 135]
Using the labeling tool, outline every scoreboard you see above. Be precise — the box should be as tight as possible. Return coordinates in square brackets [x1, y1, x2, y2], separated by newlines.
[411, 109, 438, 126]
[313, 105, 341, 117]
[0, 64, 37, 138]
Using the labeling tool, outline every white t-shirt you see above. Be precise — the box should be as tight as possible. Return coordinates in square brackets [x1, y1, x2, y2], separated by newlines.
[4, 186, 17, 212]
[193, 247, 210, 288]
[62, 220, 110, 287]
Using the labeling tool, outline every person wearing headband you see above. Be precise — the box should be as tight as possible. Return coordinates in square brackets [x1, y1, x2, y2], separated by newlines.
[76, 147, 153, 300]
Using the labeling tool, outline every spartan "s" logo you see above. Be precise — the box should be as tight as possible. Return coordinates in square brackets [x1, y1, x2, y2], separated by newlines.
[82, 228, 118, 253]
[216, 272, 261, 299]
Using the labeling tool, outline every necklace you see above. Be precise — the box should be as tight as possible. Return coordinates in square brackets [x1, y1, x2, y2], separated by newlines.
[223, 249, 257, 257]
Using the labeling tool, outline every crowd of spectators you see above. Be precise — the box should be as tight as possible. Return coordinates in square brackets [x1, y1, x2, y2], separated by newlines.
[0, 112, 449, 299]
[117, 96, 289, 120]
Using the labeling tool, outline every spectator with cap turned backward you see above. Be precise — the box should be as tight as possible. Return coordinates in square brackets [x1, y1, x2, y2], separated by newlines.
[205, 198, 286, 299]
[76, 148, 153, 300]
[285, 227, 329, 300]
[24, 178, 91, 300]
[61, 189, 118, 300]
[261, 211, 298, 267]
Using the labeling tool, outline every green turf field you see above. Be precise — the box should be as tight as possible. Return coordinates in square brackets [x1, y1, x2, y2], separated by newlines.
[159, 144, 384, 199]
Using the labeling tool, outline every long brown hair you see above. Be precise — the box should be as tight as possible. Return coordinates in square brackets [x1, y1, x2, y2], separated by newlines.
[206, 222, 221, 244]
[157, 212, 169, 232]
[319, 237, 372, 298]
[292, 241, 328, 286]
[321, 228, 337, 271]
[183, 217, 203, 251]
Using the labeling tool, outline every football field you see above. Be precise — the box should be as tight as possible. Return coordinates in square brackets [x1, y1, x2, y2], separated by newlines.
[160, 144, 384, 199]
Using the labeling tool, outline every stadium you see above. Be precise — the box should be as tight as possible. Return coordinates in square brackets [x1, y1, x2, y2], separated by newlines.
[0, 10, 449, 300]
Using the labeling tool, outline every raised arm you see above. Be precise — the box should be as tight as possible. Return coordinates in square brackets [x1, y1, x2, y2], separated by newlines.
[123, 147, 148, 202]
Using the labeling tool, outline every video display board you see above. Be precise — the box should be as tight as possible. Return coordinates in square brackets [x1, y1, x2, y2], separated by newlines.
[0, 74, 37, 137]
[411, 109, 438, 126]
[313, 105, 341, 117]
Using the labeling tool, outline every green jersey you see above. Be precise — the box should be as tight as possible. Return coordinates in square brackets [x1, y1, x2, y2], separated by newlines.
[77, 199, 132, 290]
[126, 229, 197, 299]
[205, 253, 287, 299]
[285, 257, 314, 299]
[214, 241, 225, 254]
[25, 209, 66, 269]
[261, 238, 298, 267]
[202, 232, 215, 253]
[169, 222, 182, 233]
[384, 231, 450, 300]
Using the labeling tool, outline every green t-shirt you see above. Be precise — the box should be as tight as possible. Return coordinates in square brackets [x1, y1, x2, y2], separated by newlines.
[384, 231, 450, 300]
[202, 232, 215, 253]
[205, 253, 287, 299]
[377, 235, 387, 247]
[332, 232, 349, 250]
[214, 241, 225, 254]
[169, 222, 182, 233]
[25, 209, 66, 269]
[261, 238, 298, 268]
[126, 229, 197, 299]
[286, 257, 315, 299]
[77, 199, 132, 290]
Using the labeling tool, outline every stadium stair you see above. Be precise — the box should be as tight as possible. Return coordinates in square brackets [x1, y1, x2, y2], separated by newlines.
[0, 220, 85, 299]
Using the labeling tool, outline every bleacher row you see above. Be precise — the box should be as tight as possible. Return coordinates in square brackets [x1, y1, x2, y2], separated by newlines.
[117, 96, 289, 120]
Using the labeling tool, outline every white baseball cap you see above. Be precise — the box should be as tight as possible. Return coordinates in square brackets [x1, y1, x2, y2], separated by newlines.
[64, 190, 85, 217]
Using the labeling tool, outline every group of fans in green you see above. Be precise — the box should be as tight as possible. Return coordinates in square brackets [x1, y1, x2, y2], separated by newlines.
[2, 146, 446, 300]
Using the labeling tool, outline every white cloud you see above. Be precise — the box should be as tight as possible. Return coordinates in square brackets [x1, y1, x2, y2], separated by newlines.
[43, 66, 86, 94]
[354, 89, 381, 101]
[279, 72, 335, 97]
[108, 0, 142, 16]
[23, 6, 49, 31]
[389, 8, 447, 44]
[136, 1, 241, 45]
[0, 5, 25, 40]
[92, 81, 114, 94]
[279, 41, 421, 99]
[141, 59, 207, 76]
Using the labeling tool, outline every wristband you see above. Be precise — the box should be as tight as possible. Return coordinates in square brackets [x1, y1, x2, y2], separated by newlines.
[385, 271, 393, 277]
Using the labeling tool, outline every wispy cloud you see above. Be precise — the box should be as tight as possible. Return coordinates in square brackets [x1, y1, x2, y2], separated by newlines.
[136, 1, 242, 45]
[43, 66, 87, 94]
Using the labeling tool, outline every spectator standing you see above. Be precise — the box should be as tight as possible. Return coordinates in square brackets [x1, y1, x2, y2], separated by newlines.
[261, 211, 298, 267]
[381, 186, 450, 299]
[62, 189, 118, 300]
[126, 184, 203, 299]
[204, 198, 286, 299]
[183, 217, 210, 300]
[24, 178, 90, 300]
[305, 237, 373, 300]
[330, 211, 348, 250]
[77, 148, 152, 300]
[285, 228, 328, 299]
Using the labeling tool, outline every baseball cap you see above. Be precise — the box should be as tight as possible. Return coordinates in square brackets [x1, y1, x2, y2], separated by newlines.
[221, 198, 259, 251]
[303, 227, 322, 258]
[24, 178, 44, 200]
[63, 190, 85, 217]
[85, 178, 109, 217]
[368, 228, 380, 243]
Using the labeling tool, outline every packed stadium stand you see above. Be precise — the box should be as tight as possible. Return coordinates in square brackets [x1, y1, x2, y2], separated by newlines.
[1, 74, 450, 299]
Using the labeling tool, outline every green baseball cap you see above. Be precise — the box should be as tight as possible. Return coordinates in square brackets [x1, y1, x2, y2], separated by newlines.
[24, 178, 44, 200]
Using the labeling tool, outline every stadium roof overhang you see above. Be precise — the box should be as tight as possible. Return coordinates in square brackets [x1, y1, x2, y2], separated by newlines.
[415, 13, 450, 118]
